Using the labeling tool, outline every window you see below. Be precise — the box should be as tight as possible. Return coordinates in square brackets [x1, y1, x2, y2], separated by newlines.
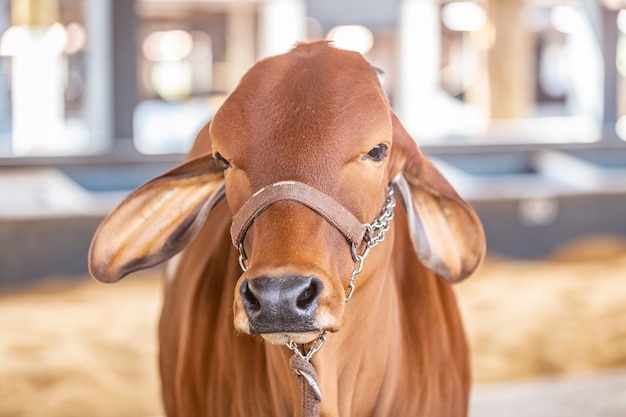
[402, 0, 605, 144]
[0, 0, 620, 159]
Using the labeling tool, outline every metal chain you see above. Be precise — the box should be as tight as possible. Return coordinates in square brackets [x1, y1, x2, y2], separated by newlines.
[286, 331, 328, 361]
[345, 186, 396, 302]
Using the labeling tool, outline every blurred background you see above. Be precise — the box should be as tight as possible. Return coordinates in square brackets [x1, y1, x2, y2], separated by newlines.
[0, 0, 625, 416]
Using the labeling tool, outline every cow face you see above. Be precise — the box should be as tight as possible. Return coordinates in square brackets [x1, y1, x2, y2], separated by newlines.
[209, 43, 394, 344]
[88, 41, 485, 347]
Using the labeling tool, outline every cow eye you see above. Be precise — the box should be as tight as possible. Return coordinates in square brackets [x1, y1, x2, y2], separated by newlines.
[214, 152, 232, 169]
[363, 144, 388, 162]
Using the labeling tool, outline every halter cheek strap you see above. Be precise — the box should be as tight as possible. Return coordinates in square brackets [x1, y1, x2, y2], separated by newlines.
[230, 181, 366, 251]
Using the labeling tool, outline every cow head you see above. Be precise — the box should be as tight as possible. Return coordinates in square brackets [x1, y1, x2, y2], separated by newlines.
[89, 41, 485, 346]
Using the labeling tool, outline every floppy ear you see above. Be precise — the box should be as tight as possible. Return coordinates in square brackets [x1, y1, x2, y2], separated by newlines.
[390, 113, 485, 283]
[88, 153, 225, 283]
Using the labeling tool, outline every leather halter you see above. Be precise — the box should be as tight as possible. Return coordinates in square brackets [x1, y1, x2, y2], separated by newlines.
[229, 179, 396, 417]
[230, 180, 367, 253]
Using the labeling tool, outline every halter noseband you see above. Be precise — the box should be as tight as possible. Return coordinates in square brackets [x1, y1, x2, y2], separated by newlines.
[230, 180, 367, 263]
[230, 178, 396, 303]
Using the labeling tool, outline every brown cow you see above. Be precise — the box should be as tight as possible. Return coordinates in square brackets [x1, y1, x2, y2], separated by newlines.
[89, 41, 485, 417]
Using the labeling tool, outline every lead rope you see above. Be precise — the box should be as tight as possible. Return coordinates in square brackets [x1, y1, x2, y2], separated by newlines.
[286, 330, 326, 417]
[290, 354, 322, 417]
[284, 187, 396, 417]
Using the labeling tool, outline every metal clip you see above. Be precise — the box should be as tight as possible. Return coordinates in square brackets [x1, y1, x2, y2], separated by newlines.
[295, 369, 323, 402]
[238, 242, 248, 272]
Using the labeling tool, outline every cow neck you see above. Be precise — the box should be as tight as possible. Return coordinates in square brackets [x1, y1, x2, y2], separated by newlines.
[230, 180, 396, 417]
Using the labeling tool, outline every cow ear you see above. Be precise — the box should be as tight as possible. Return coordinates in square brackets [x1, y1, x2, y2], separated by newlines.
[390, 113, 485, 283]
[88, 153, 225, 283]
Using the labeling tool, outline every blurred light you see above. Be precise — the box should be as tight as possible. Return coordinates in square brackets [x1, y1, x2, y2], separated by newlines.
[142, 30, 193, 62]
[0, 26, 28, 56]
[258, 0, 306, 58]
[0, 24, 67, 56]
[518, 198, 559, 227]
[8, 25, 67, 155]
[441, 2, 487, 32]
[617, 36, 626, 76]
[151, 60, 192, 101]
[550, 5, 584, 34]
[64, 22, 86, 55]
[45, 23, 68, 55]
[616, 115, 626, 141]
[540, 42, 568, 97]
[326, 25, 374, 54]
[618, 9, 626, 34]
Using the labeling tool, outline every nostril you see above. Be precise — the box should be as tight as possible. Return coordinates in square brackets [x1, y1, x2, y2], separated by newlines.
[240, 276, 322, 333]
[296, 277, 322, 310]
[240, 280, 261, 313]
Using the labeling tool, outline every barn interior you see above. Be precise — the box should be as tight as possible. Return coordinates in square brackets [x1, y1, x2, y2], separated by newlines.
[1, 0, 625, 416]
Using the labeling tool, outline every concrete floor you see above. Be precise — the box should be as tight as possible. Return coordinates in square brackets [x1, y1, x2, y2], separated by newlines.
[470, 368, 626, 417]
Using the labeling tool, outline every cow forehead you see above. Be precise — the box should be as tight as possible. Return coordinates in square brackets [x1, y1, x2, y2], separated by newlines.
[210, 42, 391, 176]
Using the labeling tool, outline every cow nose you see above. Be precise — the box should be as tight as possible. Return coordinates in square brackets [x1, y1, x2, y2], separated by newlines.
[240, 275, 323, 334]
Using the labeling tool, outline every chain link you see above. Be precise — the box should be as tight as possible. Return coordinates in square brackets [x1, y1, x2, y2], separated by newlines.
[345, 186, 396, 302]
[286, 331, 328, 361]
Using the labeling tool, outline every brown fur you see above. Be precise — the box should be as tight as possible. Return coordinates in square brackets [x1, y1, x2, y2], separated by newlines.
[159, 200, 470, 416]
[89, 41, 485, 417]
